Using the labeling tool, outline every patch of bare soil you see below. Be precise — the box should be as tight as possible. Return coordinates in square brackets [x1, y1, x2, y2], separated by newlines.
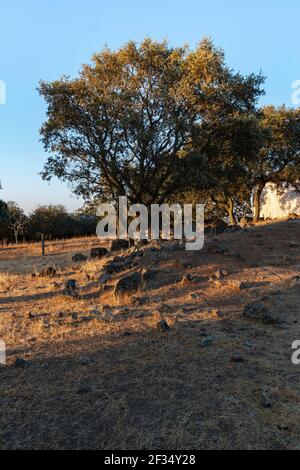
[0, 221, 299, 450]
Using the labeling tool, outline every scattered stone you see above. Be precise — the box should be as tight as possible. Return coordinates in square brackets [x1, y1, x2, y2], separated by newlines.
[39, 267, 57, 278]
[183, 306, 199, 315]
[90, 247, 109, 259]
[28, 312, 49, 320]
[131, 250, 144, 258]
[206, 219, 228, 235]
[239, 282, 254, 290]
[231, 354, 244, 363]
[14, 358, 28, 368]
[72, 253, 87, 262]
[141, 268, 181, 290]
[64, 279, 80, 299]
[132, 296, 150, 306]
[99, 273, 111, 285]
[200, 335, 214, 348]
[157, 319, 171, 332]
[114, 272, 142, 298]
[110, 239, 130, 252]
[66, 279, 76, 290]
[243, 301, 280, 325]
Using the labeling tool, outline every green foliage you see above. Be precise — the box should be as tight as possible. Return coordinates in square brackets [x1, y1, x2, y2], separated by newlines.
[39, 38, 264, 207]
[252, 106, 300, 221]
[27, 205, 97, 240]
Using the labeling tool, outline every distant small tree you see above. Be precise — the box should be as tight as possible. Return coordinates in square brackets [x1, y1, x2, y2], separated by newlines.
[0, 200, 9, 242]
[7, 202, 28, 244]
[29, 205, 71, 240]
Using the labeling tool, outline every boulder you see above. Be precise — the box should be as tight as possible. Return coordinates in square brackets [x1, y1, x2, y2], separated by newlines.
[142, 268, 181, 290]
[205, 219, 228, 235]
[114, 272, 142, 298]
[72, 253, 87, 263]
[110, 239, 130, 252]
[14, 358, 28, 368]
[243, 301, 280, 325]
[157, 319, 171, 332]
[90, 247, 109, 259]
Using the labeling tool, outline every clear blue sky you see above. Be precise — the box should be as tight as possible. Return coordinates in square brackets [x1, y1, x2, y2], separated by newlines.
[0, 0, 299, 213]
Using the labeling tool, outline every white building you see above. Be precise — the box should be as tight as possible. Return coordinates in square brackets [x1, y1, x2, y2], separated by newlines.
[260, 183, 300, 220]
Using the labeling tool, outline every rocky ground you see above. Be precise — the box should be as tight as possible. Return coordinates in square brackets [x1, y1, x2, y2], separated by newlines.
[0, 219, 299, 450]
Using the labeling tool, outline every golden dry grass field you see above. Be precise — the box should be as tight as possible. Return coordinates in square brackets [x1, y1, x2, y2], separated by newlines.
[0, 221, 299, 449]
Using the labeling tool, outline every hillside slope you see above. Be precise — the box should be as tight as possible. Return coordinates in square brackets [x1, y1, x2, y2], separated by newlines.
[0, 220, 299, 450]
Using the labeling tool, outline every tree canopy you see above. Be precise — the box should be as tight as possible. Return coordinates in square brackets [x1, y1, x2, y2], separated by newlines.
[39, 38, 265, 208]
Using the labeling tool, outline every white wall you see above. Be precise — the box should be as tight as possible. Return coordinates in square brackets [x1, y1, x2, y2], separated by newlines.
[260, 183, 300, 219]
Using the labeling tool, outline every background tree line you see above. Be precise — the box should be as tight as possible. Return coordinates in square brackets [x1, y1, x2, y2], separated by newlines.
[0, 202, 97, 244]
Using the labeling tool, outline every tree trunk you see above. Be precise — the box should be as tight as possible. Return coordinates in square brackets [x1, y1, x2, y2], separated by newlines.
[226, 197, 236, 225]
[253, 184, 265, 223]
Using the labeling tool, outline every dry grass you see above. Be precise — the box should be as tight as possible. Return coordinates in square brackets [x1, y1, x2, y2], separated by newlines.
[0, 221, 300, 449]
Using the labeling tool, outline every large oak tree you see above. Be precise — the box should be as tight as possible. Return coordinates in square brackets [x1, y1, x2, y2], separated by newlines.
[39, 38, 264, 208]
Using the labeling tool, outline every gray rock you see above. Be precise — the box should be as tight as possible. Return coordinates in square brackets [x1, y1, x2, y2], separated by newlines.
[66, 279, 76, 290]
[243, 301, 280, 325]
[239, 282, 254, 290]
[114, 272, 142, 298]
[110, 239, 130, 252]
[157, 319, 171, 332]
[99, 272, 111, 285]
[14, 358, 28, 368]
[206, 219, 228, 235]
[200, 335, 214, 347]
[231, 354, 244, 363]
[132, 296, 150, 306]
[90, 247, 109, 259]
[72, 253, 87, 262]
